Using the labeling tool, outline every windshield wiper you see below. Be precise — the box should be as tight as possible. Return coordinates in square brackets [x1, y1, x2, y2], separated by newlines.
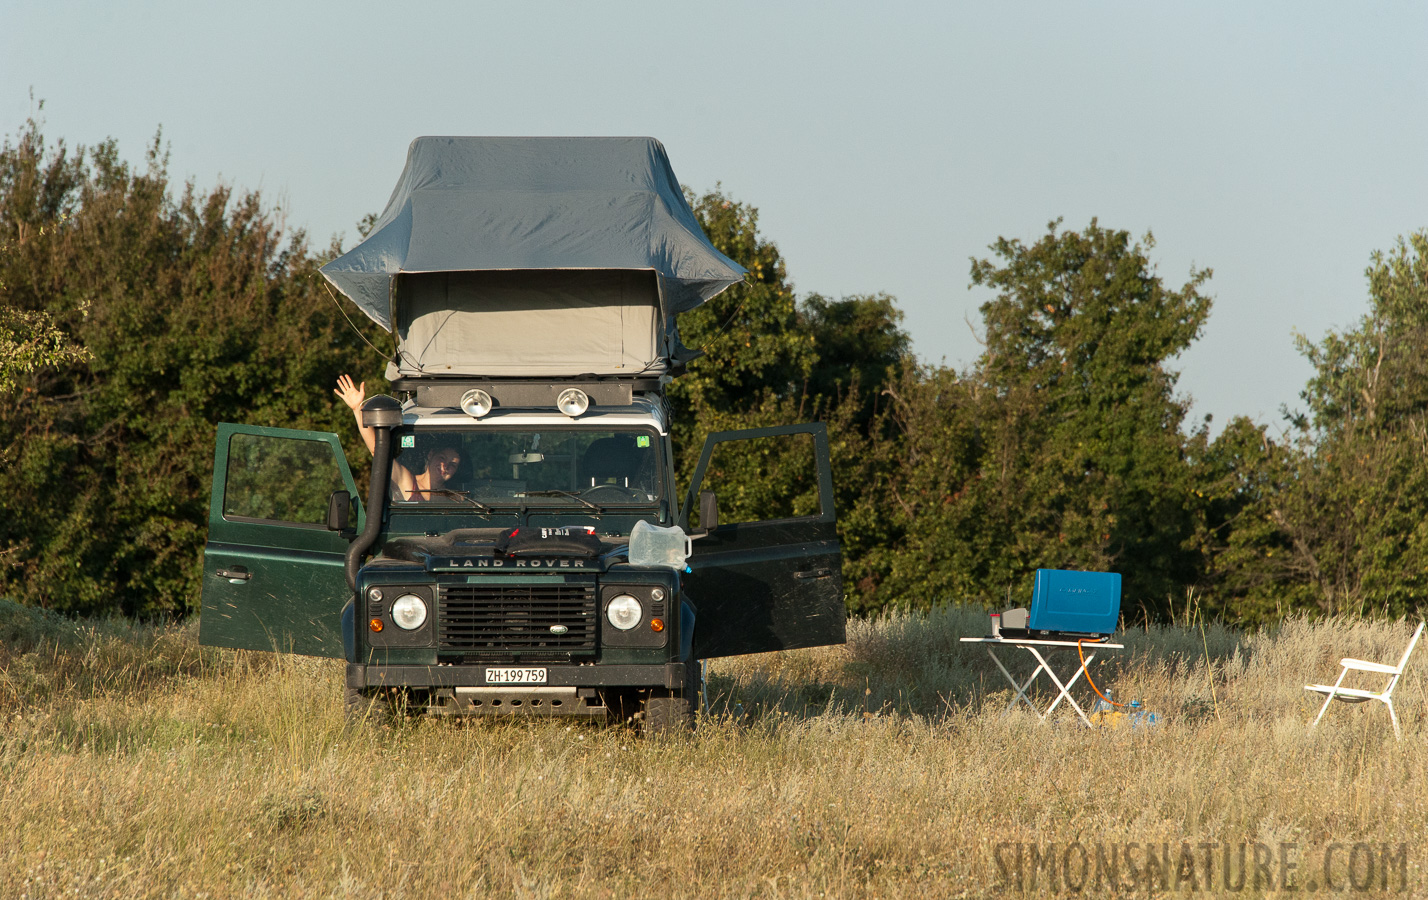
[415, 488, 490, 513]
[517, 489, 604, 513]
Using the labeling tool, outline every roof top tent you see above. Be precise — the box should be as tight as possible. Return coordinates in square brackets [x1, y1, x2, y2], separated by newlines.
[318, 136, 747, 382]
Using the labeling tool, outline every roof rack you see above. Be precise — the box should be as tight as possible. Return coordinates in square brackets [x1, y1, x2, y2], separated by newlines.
[391, 377, 664, 411]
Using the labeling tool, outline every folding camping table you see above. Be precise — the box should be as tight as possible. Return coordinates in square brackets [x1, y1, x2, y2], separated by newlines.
[960, 637, 1125, 726]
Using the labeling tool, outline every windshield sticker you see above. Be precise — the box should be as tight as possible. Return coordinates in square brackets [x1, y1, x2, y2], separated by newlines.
[401, 435, 415, 448]
[637, 435, 650, 448]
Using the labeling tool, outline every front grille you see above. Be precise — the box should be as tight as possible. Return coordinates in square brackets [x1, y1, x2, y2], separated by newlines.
[439, 581, 597, 657]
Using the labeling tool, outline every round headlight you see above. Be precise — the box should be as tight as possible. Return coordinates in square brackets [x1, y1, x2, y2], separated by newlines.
[606, 594, 642, 631]
[460, 388, 493, 418]
[556, 388, 589, 417]
[391, 594, 428, 630]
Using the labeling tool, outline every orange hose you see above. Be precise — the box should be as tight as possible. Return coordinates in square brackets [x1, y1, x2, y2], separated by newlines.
[1078, 639, 1127, 708]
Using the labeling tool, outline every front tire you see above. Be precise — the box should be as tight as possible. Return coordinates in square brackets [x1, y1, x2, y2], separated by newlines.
[641, 659, 702, 736]
[344, 684, 405, 726]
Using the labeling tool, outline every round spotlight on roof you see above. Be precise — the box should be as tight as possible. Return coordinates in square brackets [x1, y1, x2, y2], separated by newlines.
[556, 388, 589, 417]
[460, 388, 493, 419]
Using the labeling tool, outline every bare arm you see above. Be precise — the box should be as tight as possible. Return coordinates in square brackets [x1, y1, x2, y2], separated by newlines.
[334, 374, 377, 456]
[390, 461, 416, 500]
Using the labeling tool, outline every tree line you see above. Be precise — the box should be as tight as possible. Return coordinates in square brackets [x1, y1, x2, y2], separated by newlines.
[3, 116, 1426, 624]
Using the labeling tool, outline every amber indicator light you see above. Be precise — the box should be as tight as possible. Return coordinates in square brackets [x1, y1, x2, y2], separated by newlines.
[649, 618, 665, 633]
[369, 618, 384, 633]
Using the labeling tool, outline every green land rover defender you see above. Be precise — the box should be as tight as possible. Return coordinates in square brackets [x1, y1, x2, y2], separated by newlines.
[197, 137, 845, 732]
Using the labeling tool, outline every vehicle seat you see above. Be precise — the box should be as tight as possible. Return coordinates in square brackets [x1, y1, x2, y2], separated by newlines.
[447, 454, 474, 492]
[581, 436, 638, 487]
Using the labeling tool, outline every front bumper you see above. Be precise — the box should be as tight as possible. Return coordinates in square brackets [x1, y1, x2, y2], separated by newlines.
[346, 661, 687, 690]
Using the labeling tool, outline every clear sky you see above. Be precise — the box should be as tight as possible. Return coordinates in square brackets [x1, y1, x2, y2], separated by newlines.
[4, 1, 1426, 435]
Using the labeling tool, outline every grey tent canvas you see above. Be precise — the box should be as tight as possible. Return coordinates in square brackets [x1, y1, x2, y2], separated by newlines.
[319, 136, 746, 379]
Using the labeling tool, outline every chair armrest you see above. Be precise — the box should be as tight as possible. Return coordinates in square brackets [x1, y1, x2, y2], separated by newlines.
[1339, 658, 1399, 674]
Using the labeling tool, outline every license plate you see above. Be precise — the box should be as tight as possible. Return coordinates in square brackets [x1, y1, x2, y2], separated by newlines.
[485, 667, 548, 685]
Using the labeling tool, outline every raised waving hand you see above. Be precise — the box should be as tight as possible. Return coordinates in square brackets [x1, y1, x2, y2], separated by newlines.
[334, 374, 376, 455]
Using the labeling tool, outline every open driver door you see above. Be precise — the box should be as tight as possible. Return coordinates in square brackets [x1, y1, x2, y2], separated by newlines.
[680, 423, 845, 659]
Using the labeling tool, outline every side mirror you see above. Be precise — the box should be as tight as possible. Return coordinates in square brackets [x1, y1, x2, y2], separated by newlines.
[698, 490, 719, 533]
[326, 490, 352, 532]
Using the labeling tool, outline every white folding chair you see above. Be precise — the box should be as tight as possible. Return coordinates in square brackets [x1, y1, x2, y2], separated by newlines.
[1306, 620, 1424, 740]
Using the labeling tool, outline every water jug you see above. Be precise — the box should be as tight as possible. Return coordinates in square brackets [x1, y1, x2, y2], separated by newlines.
[627, 520, 692, 569]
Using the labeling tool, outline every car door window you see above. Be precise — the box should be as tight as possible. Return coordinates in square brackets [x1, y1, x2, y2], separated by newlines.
[223, 432, 347, 526]
[689, 429, 833, 528]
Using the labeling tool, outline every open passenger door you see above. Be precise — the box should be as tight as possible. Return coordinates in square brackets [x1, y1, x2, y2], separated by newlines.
[680, 423, 845, 659]
[199, 423, 362, 657]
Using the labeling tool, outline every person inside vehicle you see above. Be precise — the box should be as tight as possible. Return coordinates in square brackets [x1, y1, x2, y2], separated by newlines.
[334, 374, 462, 501]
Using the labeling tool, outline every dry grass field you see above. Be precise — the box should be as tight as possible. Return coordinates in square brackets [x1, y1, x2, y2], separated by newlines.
[2, 599, 1425, 898]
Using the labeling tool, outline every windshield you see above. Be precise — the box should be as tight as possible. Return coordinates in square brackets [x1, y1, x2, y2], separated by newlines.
[389, 426, 663, 508]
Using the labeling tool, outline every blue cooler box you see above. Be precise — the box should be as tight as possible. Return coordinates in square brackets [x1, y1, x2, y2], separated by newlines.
[1027, 569, 1121, 636]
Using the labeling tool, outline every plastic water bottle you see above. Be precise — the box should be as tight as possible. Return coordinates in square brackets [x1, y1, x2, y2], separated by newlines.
[1091, 690, 1114, 716]
[1128, 699, 1159, 729]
